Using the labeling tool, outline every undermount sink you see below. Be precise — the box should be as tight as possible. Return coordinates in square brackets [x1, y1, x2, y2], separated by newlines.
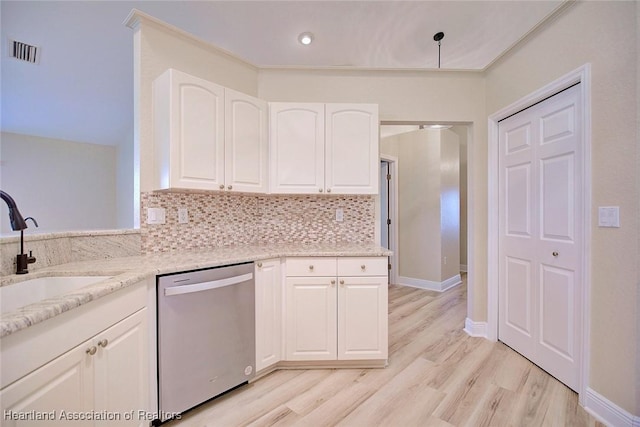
[0, 276, 112, 315]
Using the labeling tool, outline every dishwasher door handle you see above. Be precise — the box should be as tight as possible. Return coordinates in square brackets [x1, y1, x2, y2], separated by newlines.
[164, 273, 254, 296]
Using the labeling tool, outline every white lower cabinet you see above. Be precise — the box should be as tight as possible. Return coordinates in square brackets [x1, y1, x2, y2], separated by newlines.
[285, 276, 338, 361]
[255, 259, 283, 372]
[1, 309, 149, 427]
[284, 257, 388, 362]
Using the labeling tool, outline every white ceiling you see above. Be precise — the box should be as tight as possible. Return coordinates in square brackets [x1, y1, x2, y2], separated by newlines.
[0, 1, 565, 146]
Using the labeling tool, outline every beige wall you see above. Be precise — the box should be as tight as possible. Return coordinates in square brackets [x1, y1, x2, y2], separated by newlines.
[381, 129, 459, 283]
[485, 0, 639, 415]
[440, 130, 460, 281]
[132, 15, 259, 193]
[451, 126, 468, 270]
[0, 132, 117, 234]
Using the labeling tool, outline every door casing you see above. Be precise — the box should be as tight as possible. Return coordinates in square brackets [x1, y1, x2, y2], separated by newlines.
[487, 64, 592, 403]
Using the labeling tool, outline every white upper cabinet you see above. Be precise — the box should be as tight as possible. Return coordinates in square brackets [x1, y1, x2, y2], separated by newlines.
[325, 104, 379, 194]
[269, 103, 379, 195]
[225, 89, 268, 193]
[153, 69, 268, 193]
[269, 103, 325, 194]
[154, 69, 225, 191]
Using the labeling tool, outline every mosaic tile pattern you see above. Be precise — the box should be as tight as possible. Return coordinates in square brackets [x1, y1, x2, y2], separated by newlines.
[141, 191, 375, 253]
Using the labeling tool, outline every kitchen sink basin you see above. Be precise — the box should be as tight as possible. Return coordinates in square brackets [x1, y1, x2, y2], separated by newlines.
[0, 276, 112, 315]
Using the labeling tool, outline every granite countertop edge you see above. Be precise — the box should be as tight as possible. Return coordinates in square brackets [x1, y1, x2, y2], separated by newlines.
[1, 243, 392, 338]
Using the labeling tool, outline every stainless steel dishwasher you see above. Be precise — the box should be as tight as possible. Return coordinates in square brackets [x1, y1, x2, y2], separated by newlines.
[157, 262, 255, 422]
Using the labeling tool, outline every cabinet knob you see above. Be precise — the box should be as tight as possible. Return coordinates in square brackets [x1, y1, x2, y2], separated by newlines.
[86, 346, 97, 356]
[257, 262, 263, 268]
[331, 280, 336, 285]
[552, 251, 559, 257]
[361, 264, 366, 271]
[339, 280, 345, 286]
[318, 188, 323, 193]
[327, 188, 331, 193]
[219, 184, 225, 190]
[228, 185, 233, 190]
[309, 265, 314, 271]
[98, 339, 108, 348]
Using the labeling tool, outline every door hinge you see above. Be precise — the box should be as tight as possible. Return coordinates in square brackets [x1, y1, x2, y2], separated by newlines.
[387, 218, 391, 225]
[387, 174, 391, 181]
[388, 263, 392, 270]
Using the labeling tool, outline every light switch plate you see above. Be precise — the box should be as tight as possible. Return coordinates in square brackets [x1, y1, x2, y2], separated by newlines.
[598, 206, 620, 228]
[336, 208, 344, 222]
[147, 207, 166, 225]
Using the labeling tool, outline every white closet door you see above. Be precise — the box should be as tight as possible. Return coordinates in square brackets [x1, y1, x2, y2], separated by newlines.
[498, 84, 582, 391]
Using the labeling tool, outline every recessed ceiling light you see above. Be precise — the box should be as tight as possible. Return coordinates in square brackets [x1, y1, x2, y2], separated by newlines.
[298, 32, 314, 45]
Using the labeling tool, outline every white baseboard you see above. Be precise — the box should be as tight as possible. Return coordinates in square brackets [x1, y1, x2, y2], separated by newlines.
[584, 387, 639, 427]
[464, 317, 488, 338]
[398, 274, 462, 292]
[460, 264, 468, 272]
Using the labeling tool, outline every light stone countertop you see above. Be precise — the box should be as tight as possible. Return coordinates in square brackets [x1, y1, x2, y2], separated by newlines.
[0, 242, 391, 338]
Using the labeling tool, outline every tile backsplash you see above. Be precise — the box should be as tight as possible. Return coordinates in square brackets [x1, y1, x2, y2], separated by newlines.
[141, 191, 375, 253]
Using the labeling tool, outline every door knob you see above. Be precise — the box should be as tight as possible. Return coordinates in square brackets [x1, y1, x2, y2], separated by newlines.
[552, 251, 559, 257]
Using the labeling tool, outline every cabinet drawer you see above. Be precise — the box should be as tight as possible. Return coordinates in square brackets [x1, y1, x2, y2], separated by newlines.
[338, 257, 388, 277]
[286, 257, 337, 276]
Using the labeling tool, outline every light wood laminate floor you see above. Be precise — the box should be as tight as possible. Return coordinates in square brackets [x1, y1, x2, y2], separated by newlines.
[172, 277, 604, 427]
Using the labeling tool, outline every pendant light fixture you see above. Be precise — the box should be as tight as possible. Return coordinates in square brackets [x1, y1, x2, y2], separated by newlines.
[433, 32, 444, 69]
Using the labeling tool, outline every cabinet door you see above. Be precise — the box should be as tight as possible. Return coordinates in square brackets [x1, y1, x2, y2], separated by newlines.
[225, 89, 268, 193]
[255, 259, 283, 372]
[270, 103, 325, 194]
[0, 341, 94, 427]
[285, 277, 337, 360]
[154, 69, 225, 191]
[337, 276, 388, 360]
[93, 309, 148, 427]
[325, 104, 379, 194]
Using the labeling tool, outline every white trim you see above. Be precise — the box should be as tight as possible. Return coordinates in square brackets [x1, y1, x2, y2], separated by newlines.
[459, 264, 468, 272]
[464, 318, 488, 338]
[398, 274, 461, 292]
[584, 388, 639, 427]
[487, 64, 592, 403]
[379, 154, 399, 286]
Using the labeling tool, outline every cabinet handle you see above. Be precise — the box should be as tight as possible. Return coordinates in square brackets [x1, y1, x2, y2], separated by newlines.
[257, 262, 263, 268]
[86, 346, 97, 356]
[327, 188, 331, 193]
[361, 264, 366, 271]
[340, 280, 345, 286]
[309, 265, 314, 271]
[318, 188, 323, 193]
[331, 280, 336, 286]
[98, 339, 109, 348]
[228, 185, 233, 190]
[219, 184, 225, 190]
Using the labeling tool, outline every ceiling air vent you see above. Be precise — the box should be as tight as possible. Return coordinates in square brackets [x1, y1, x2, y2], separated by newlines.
[10, 39, 39, 64]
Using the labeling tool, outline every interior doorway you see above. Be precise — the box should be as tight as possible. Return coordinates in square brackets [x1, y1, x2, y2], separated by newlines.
[379, 155, 398, 285]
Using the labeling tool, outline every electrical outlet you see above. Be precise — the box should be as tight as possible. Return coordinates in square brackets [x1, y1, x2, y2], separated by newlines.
[444, 256, 447, 265]
[336, 208, 344, 222]
[178, 208, 189, 224]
